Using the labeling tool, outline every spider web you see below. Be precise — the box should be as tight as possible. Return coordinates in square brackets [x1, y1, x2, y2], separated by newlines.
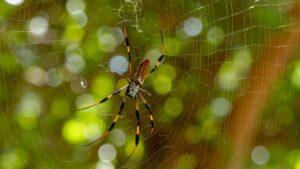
[1, 0, 300, 169]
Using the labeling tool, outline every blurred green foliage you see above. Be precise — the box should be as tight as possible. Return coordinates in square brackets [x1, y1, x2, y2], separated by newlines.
[1, 0, 300, 169]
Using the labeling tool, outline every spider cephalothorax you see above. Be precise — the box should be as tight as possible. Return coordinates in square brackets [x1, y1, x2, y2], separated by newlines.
[126, 82, 140, 98]
[75, 12, 165, 164]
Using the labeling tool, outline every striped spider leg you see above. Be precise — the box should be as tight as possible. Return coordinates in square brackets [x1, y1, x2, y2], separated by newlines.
[121, 53, 166, 164]
[74, 11, 166, 165]
[121, 11, 133, 81]
[76, 57, 163, 163]
[75, 85, 128, 111]
[150, 31, 165, 73]
[139, 92, 155, 133]
[82, 97, 127, 146]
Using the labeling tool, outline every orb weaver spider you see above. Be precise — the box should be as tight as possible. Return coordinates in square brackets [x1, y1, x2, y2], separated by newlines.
[75, 12, 165, 163]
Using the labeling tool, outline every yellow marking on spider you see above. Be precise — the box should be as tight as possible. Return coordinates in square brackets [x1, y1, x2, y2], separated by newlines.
[140, 96, 146, 103]
[150, 115, 153, 121]
[127, 46, 130, 52]
[107, 95, 113, 99]
[113, 115, 120, 122]
[137, 126, 140, 134]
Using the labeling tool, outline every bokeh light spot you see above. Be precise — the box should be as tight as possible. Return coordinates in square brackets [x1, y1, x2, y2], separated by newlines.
[164, 37, 181, 57]
[164, 97, 184, 118]
[16, 113, 38, 130]
[113, 27, 125, 45]
[64, 25, 84, 42]
[295, 160, 300, 169]
[287, 150, 300, 167]
[291, 62, 300, 89]
[109, 55, 128, 75]
[153, 76, 172, 95]
[98, 144, 117, 162]
[185, 125, 202, 143]
[62, 119, 85, 144]
[210, 97, 232, 117]
[66, 0, 85, 14]
[28, 16, 49, 36]
[98, 30, 117, 53]
[200, 120, 218, 140]
[51, 98, 70, 119]
[65, 53, 85, 74]
[15, 92, 42, 130]
[70, 10, 88, 27]
[217, 48, 252, 92]
[96, 161, 115, 169]
[0, 149, 27, 169]
[217, 64, 239, 91]
[24, 66, 45, 86]
[83, 122, 104, 142]
[156, 64, 176, 80]
[44, 68, 63, 87]
[5, 0, 24, 6]
[251, 145, 270, 165]
[206, 26, 225, 46]
[184, 17, 203, 37]
[109, 129, 126, 147]
[233, 48, 252, 75]
[91, 74, 115, 97]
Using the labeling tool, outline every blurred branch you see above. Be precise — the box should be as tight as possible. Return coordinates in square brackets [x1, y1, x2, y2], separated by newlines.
[224, 9, 300, 169]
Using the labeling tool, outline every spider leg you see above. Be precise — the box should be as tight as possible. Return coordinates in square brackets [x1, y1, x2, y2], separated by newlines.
[139, 92, 155, 133]
[138, 87, 152, 96]
[121, 96, 140, 164]
[150, 31, 165, 74]
[121, 11, 133, 82]
[74, 85, 128, 111]
[135, 96, 141, 147]
[83, 98, 126, 146]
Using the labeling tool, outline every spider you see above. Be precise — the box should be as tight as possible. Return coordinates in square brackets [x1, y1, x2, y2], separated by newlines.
[75, 12, 165, 163]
